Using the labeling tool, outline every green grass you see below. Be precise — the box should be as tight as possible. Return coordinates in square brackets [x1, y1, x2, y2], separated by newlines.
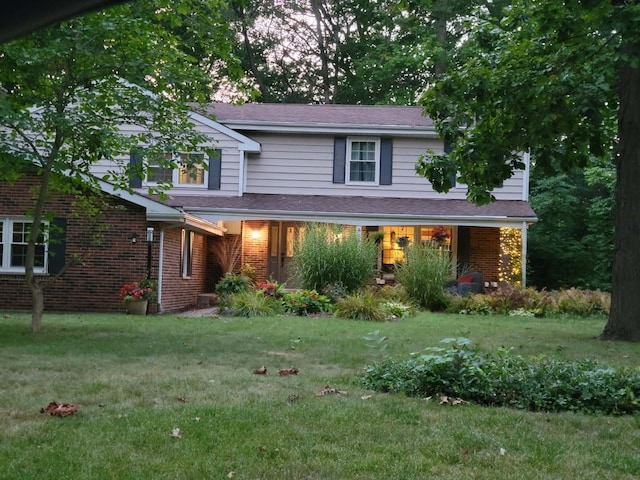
[1, 311, 639, 479]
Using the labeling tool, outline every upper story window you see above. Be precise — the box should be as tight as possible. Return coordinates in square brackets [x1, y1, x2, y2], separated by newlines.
[347, 138, 380, 184]
[147, 152, 206, 186]
[0, 218, 48, 273]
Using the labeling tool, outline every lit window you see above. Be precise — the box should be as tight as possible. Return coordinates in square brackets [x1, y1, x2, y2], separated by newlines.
[347, 138, 379, 184]
[147, 152, 206, 186]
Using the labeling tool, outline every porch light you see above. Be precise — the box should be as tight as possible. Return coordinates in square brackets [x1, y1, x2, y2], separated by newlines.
[251, 229, 260, 240]
[146, 227, 154, 280]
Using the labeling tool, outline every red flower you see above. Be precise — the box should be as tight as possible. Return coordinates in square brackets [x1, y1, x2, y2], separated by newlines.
[119, 282, 152, 302]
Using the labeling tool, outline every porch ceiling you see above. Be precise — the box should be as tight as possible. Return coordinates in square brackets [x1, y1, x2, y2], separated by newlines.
[162, 193, 537, 228]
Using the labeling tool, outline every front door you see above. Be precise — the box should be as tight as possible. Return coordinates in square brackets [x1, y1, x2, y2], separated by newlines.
[267, 221, 303, 286]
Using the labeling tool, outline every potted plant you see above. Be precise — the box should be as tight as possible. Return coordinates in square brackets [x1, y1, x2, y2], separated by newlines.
[119, 280, 153, 315]
[430, 226, 450, 245]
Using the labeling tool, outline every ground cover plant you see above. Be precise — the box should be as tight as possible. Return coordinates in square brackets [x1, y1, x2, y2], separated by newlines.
[2, 312, 639, 479]
[361, 337, 640, 414]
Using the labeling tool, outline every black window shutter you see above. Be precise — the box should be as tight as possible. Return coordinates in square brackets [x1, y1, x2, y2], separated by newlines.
[379, 138, 393, 185]
[333, 137, 346, 184]
[208, 150, 222, 190]
[129, 150, 142, 188]
[48, 217, 67, 274]
[444, 140, 456, 187]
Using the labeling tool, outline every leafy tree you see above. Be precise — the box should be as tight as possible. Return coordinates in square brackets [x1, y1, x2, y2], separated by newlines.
[527, 162, 614, 291]
[0, 0, 233, 332]
[224, 0, 507, 104]
[416, 0, 639, 340]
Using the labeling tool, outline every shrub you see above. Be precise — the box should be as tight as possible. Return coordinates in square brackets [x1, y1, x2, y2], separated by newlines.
[374, 284, 411, 304]
[445, 286, 610, 317]
[256, 279, 286, 299]
[555, 287, 608, 316]
[239, 263, 257, 283]
[361, 338, 640, 415]
[215, 273, 253, 296]
[291, 223, 377, 293]
[322, 281, 349, 302]
[283, 289, 331, 316]
[380, 301, 415, 319]
[394, 244, 453, 310]
[334, 291, 387, 322]
[227, 289, 282, 317]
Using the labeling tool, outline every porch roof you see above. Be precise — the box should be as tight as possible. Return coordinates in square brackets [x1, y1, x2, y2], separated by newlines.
[163, 193, 537, 228]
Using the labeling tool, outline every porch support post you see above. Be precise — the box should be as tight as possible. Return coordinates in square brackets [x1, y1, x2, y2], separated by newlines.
[355, 225, 362, 240]
[521, 221, 528, 287]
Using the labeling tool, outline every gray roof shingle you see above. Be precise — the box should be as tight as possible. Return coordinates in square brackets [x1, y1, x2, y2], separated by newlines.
[197, 103, 434, 130]
[164, 193, 536, 224]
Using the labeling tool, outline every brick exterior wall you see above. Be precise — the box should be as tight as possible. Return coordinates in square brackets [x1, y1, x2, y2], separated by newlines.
[158, 228, 211, 312]
[242, 220, 269, 283]
[0, 176, 212, 313]
[467, 227, 501, 283]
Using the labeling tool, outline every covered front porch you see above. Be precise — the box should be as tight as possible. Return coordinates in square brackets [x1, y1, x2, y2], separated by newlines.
[237, 220, 525, 290]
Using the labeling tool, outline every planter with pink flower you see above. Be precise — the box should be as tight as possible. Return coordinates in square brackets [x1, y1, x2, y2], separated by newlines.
[119, 280, 153, 315]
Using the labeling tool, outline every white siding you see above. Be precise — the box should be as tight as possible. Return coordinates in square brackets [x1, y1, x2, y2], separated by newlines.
[244, 133, 526, 201]
[91, 119, 244, 196]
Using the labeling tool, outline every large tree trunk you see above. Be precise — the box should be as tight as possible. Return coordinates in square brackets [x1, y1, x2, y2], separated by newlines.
[601, 42, 640, 341]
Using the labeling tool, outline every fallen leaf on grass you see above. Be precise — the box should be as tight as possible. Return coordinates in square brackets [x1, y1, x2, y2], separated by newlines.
[499, 447, 506, 456]
[439, 396, 467, 406]
[177, 397, 186, 403]
[253, 366, 267, 375]
[41, 402, 79, 417]
[315, 385, 347, 396]
[171, 427, 183, 438]
[279, 367, 299, 376]
[360, 395, 373, 400]
[227, 471, 234, 478]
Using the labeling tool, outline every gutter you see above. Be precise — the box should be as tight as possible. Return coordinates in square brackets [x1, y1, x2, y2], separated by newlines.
[221, 121, 440, 138]
[183, 206, 537, 229]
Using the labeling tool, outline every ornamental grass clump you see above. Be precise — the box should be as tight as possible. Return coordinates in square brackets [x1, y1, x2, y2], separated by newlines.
[333, 291, 387, 322]
[394, 243, 452, 310]
[291, 223, 377, 293]
[227, 289, 283, 317]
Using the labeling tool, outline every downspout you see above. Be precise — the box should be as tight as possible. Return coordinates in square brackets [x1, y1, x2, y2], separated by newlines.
[157, 228, 165, 312]
[521, 150, 531, 287]
[522, 150, 531, 202]
[238, 150, 245, 197]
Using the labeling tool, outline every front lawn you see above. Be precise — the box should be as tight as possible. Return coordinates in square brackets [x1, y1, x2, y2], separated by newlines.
[1, 312, 639, 479]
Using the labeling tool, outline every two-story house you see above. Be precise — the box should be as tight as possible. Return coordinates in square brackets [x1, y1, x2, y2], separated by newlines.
[0, 103, 536, 313]
[157, 103, 536, 286]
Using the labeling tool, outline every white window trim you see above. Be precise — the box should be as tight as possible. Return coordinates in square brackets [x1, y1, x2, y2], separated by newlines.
[345, 137, 380, 185]
[146, 152, 209, 188]
[0, 217, 49, 274]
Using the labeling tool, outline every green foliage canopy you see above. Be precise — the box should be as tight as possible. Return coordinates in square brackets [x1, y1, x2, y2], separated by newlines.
[417, 0, 619, 204]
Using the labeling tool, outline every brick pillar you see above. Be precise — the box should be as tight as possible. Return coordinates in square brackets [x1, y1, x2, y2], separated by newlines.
[242, 220, 269, 283]
[468, 227, 500, 283]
